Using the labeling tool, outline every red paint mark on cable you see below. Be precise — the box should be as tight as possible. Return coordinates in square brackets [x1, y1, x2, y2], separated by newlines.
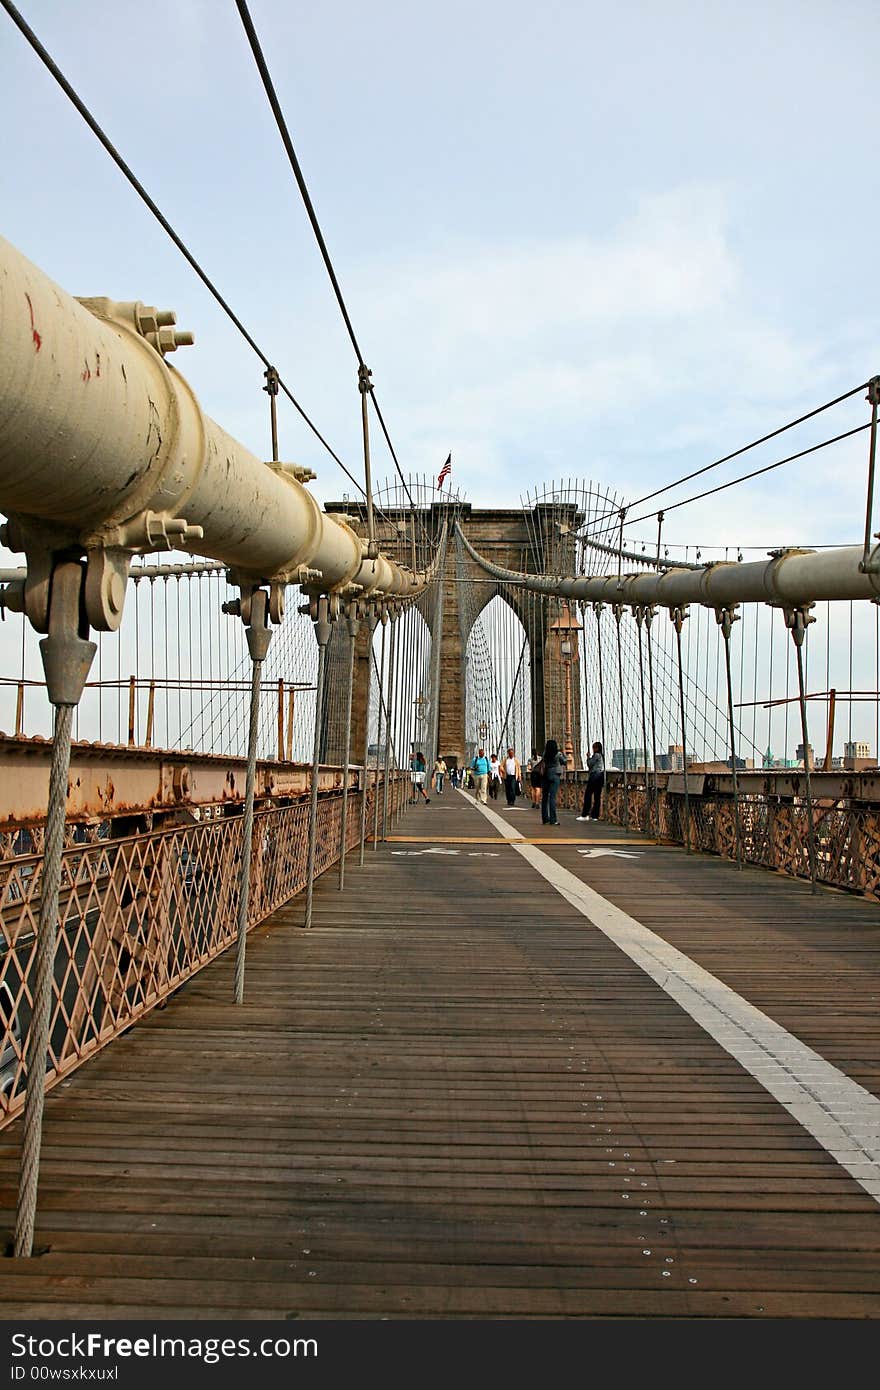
[24, 292, 41, 351]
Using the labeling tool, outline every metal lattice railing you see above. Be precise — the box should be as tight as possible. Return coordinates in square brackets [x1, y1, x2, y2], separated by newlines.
[559, 773, 880, 898]
[0, 776, 407, 1128]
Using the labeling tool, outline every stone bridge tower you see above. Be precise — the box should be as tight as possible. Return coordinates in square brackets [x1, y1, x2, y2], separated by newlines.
[321, 502, 583, 771]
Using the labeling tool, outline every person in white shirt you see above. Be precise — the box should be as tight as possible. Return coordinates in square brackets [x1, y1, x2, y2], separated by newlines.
[488, 752, 501, 800]
[502, 748, 522, 807]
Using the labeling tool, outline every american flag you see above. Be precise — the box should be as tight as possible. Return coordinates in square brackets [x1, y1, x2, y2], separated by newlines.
[437, 453, 452, 487]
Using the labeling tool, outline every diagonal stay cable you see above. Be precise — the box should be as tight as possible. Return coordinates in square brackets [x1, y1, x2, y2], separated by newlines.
[233, 0, 427, 545]
[0, 0, 376, 504]
[590, 378, 874, 530]
[626, 421, 872, 526]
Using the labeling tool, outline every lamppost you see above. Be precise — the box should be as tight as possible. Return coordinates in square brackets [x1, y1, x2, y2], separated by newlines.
[478, 719, 488, 749]
[549, 600, 582, 764]
[413, 690, 427, 758]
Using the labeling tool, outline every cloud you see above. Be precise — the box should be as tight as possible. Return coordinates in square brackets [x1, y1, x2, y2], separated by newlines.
[332, 184, 836, 514]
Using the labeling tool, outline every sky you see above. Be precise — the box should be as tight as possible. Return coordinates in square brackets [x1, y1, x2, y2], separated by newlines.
[1, 0, 877, 555]
[0, 0, 878, 752]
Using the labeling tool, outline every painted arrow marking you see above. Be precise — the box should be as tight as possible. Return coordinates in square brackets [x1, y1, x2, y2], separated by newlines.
[577, 848, 643, 859]
[391, 847, 460, 856]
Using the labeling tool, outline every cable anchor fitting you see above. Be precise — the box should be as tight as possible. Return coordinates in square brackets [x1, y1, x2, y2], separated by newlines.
[782, 603, 816, 649]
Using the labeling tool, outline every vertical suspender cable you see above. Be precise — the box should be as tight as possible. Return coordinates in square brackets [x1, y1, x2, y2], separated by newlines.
[15, 562, 95, 1258]
[338, 605, 359, 890]
[613, 605, 630, 830]
[671, 606, 692, 853]
[382, 613, 397, 839]
[635, 609, 651, 835]
[233, 590, 272, 1001]
[788, 606, 819, 893]
[15, 705, 74, 1257]
[359, 610, 378, 866]
[594, 604, 607, 764]
[372, 616, 387, 849]
[644, 606, 661, 841]
[718, 607, 744, 869]
[304, 598, 332, 928]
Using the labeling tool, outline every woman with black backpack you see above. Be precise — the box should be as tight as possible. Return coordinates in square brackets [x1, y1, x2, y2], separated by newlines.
[540, 738, 567, 826]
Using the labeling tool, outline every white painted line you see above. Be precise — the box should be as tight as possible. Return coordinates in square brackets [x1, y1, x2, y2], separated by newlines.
[467, 794, 880, 1205]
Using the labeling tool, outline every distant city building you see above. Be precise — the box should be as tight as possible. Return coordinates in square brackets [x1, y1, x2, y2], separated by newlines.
[656, 745, 698, 772]
[796, 742, 815, 769]
[844, 741, 871, 760]
[843, 740, 874, 771]
[611, 748, 648, 771]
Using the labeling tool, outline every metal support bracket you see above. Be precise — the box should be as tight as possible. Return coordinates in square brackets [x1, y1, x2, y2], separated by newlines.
[39, 562, 97, 707]
[669, 604, 689, 634]
[782, 603, 816, 648]
[714, 603, 741, 640]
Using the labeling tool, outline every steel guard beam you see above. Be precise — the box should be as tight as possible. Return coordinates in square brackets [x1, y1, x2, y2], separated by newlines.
[456, 525, 880, 608]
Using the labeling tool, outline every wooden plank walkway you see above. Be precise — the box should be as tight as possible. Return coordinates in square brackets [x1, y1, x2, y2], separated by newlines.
[1, 788, 880, 1318]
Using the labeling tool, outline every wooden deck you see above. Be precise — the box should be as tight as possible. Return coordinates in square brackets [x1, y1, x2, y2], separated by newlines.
[1, 788, 880, 1319]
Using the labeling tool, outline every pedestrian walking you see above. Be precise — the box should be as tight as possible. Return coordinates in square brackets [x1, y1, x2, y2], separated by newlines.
[409, 750, 431, 804]
[577, 741, 605, 821]
[502, 747, 522, 807]
[470, 747, 490, 804]
[488, 752, 501, 800]
[433, 756, 447, 794]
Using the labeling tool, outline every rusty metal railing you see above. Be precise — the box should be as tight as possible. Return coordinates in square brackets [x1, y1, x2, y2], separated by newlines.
[558, 771, 880, 900]
[0, 774, 407, 1128]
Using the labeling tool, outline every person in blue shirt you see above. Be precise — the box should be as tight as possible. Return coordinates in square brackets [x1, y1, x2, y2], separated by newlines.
[410, 749, 431, 804]
[470, 747, 491, 804]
